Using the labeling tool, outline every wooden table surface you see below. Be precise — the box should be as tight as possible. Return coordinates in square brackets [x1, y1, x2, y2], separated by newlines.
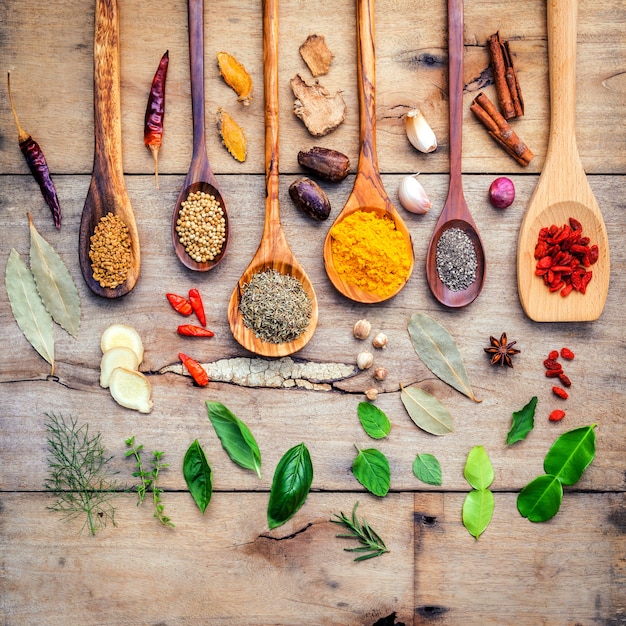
[1, 0, 625, 624]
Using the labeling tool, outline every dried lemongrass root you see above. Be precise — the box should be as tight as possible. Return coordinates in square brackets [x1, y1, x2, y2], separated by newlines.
[108, 367, 153, 414]
[290, 74, 346, 137]
[100, 346, 139, 388]
[217, 108, 247, 162]
[216, 52, 253, 106]
[299, 34, 334, 77]
[100, 323, 144, 362]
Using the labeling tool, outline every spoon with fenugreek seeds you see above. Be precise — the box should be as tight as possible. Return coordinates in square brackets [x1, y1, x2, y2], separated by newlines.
[227, 0, 318, 358]
[171, 0, 230, 272]
[79, 0, 140, 298]
[425, 0, 485, 308]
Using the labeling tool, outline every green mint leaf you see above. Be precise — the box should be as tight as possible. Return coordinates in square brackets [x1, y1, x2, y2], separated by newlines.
[357, 402, 391, 439]
[352, 447, 390, 497]
[506, 396, 537, 445]
[183, 439, 213, 514]
[412, 453, 442, 486]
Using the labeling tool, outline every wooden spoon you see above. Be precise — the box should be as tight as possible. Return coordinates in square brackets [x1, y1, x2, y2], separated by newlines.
[517, 0, 609, 321]
[171, 0, 229, 271]
[322, 0, 414, 304]
[227, 0, 318, 357]
[425, 0, 485, 308]
[79, 0, 140, 298]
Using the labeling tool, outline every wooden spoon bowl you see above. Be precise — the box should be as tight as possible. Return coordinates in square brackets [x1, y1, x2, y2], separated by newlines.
[517, 0, 609, 321]
[227, 0, 318, 358]
[172, 0, 229, 272]
[79, 0, 140, 298]
[323, 0, 414, 304]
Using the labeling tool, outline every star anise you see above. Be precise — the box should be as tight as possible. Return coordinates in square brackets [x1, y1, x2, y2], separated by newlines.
[484, 332, 521, 367]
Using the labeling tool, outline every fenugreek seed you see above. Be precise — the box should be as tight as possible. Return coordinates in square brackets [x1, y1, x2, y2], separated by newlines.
[89, 212, 132, 289]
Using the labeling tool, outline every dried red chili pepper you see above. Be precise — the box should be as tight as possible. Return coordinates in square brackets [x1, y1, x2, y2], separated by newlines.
[166, 293, 193, 316]
[188, 288, 206, 327]
[561, 347, 575, 360]
[7, 72, 61, 229]
[179, 352, 209, 386]
[177, 324, 214, 337]
[552, 386, 568, 400]
[549, 409, 566, 422]
[144, 50, 169, 189]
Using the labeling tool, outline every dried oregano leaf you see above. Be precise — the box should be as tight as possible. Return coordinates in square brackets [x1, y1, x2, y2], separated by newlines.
[29, 215, 80, 338]
[407, 313, 480, 402]
[5, 248, 55, 373]
[401, 385, 453, 436]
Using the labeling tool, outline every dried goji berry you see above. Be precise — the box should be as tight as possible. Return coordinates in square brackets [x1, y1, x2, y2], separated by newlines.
[548, 350, 559, 360]
[549, 409, 566, 422]
[543, 358, 562, 371]
[559, 373, 572, 387]
[545, 369, 562, 378]
[552, 386, 569, 399]
[537, 256, 553, 269]
[560, 284, 574, 297]
[569, 217, 582, 231]
[588, 245, 599, 264]
[560, 347, 575, 360]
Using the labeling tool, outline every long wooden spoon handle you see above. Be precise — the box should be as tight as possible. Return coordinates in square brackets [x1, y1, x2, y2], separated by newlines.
[447, 0, 464, 185]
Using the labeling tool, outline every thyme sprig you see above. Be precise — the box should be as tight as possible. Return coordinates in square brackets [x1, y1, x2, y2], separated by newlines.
[44, 412, 119, 536]
[125, 437, 174, 527]
[331, 501, 389, 561]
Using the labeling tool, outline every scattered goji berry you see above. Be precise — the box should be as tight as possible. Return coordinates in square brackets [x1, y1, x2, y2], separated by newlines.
[549, 409, 566, 422]
[561, 347, 575, 360]
[559, 373, 572, 387]
[545, 369, 562, 378]
[552, 386, 569, 400]
[543, 359, 562, 371]
[548, 350, 559, 360]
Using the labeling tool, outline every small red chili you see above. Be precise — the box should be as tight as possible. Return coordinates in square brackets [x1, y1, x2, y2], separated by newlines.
[561, 347, 575, 360]
[166, 293, 193, 316]
[549, 409, 566, 422]
[552, 386, 569, 400]
[559, 373, 572, 387]
[177, 324, 214, 337]
[144, 51, 169, 189]
[188, 288, 206, 327]
[179, 353, 209, 386]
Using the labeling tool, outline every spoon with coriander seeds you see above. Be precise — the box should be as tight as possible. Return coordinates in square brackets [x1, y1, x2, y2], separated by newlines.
[227, 0, 318, 358]
[171, 0, 230, 271]
[425, 0, 485, 308]
[323, 0, 414, 304]
[79, 0, 140, 298]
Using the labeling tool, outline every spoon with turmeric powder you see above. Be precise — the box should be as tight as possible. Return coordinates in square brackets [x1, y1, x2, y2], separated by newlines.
[323, 0, 414, 304]
[171, 0, 230, 271]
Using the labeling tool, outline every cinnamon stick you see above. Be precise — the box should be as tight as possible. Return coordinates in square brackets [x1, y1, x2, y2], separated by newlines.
[470, 92, 533, 167]
[488, 32, 524, 119]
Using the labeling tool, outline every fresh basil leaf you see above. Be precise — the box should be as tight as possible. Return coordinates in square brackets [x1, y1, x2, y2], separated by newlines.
[206, 401, 261, 478]
[464, 445, 494, 490]
[401, 385, 454, 435]
[267, 443, 313, 529]
[183, 439, 212, 514]
[462, 488, 494, 539]
[412, 453, 442, 486]
[543, 424, 597, 486]
[352, 447, 390, 497]
[357, 402, 391, 439]
[506, 396, 537, 445]
[407, 313, 480, 402]
[517, 474, 563, 522]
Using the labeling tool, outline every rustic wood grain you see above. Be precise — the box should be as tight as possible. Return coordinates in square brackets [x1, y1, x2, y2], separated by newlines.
[1, 0, 625, 623]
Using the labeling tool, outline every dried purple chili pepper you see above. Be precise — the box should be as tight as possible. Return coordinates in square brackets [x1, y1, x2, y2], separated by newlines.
[144, 50, 169, 189]
[7, 72, 62, 229]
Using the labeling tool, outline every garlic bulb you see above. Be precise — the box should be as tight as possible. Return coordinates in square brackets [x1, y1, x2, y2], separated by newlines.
[398, 174, 432, 214]
[405, 109, 437, 153]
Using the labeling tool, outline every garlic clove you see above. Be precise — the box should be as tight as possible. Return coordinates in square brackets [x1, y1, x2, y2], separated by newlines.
[405, 109, 437, 153]
[398, 174, 432, 215]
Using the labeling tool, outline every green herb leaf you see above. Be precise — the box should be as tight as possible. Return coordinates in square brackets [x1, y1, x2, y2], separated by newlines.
[464, 445, 494, 490]
[29, 215, 81, 338]
[267, 443, 313, 529]
[183, 439, 213, 514]
[543, 424, 597, 486]
[407, 313, 480, 402]
[5, 248, 55, 372]
[506, 396, 537, 445]
[412, 453, 442, 486]
[357, 402, 391, 439]
[352, 447, 390, 497]
[400, 385, 454, 435]
[517, 474, 563, 522]
[462, 488, 495, 539]
[206, 401, 262, 478]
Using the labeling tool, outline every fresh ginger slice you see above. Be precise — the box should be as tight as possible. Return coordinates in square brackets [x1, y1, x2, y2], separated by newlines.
[100, 346, 140, 388]
[108, 367, 153, 414]
[100, 323, 144, 363]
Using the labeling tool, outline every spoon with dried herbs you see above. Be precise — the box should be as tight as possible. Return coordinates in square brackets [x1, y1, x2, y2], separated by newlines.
[425, 0, 485, 308]
[171, 0, 230, 271]
[227, 0, 318, 358]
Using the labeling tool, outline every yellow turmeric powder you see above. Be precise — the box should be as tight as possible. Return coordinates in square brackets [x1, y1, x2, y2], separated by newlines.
[329, 210, 412, 298]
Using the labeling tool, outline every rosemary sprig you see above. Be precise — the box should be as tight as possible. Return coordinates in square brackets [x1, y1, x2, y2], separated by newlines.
[331, 501, 389, 561]
[44, 412, 119, 536]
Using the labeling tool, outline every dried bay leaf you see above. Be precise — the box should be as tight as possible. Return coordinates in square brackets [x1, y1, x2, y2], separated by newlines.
[407, 313, 480, 402]
[29, 215, 80, 338]
[401, 385, 453, 436]
[5, 248, 55, 373]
